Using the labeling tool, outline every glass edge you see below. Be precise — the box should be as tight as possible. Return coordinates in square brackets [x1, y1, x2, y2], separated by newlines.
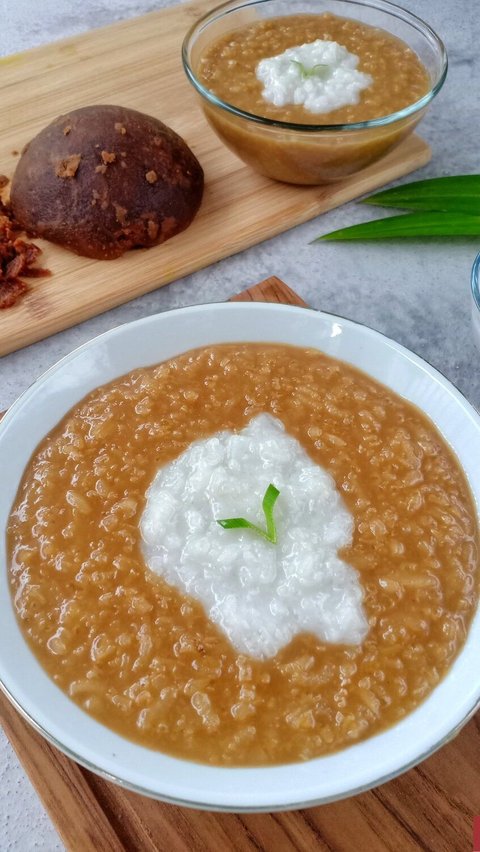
[471, 252, 480, 312]
[181, 0, 448, 133]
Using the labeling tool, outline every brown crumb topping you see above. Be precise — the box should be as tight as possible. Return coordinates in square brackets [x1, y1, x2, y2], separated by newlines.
[147, 219, 159, 241]
[101, 150, 116, 164]
[113, 203, 128, 226]
[114, 122, 127, 135]
[145, 170, 158, 184]
[63, 125, 72, 136]
[160, 216, 178, 238]
[120, 161, 127, 169]
[55, 154, 81, 179]
[95, 164, 107, 175]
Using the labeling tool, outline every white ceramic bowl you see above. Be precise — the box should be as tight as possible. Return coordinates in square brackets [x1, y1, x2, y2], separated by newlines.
[1, 302, 480, 812]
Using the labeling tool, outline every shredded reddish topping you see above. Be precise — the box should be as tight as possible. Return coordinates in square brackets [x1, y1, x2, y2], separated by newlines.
[0, 199, 50, 309]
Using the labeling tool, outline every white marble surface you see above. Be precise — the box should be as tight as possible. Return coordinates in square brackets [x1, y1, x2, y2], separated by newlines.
[1, 1, 479, 848]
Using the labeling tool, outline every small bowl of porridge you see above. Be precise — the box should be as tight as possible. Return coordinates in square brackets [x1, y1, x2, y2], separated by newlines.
[182, 0, 447, 184]
[1, 302, 480, 810]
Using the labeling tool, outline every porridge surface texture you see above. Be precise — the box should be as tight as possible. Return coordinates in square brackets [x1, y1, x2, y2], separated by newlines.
[7, 343, 479, 766]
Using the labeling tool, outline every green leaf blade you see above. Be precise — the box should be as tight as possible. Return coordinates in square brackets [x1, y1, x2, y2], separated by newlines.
[216, 518, 255, 530]
[362, 175, 480, 214]
[315, 212, 480, 242]
[262, 483, 280, 544]
[290, 59, 328, 79]
[216, 483, 280, 544]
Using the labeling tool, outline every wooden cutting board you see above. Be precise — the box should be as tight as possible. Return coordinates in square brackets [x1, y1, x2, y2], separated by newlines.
[0, 0, 430, 356]
[1, 276, 479, 852]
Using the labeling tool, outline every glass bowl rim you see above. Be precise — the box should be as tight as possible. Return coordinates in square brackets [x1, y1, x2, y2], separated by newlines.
[471, 252, 480, 312]
[182, 0, 448, 133]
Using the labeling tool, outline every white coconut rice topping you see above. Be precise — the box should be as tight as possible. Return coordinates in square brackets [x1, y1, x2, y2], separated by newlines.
[256, 39, 373, 114]
[141, 414, 368, 659]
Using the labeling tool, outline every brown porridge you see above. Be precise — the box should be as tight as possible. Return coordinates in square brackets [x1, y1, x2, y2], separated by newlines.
[7, 344, 479, 766]
[198, 13, 430, 125]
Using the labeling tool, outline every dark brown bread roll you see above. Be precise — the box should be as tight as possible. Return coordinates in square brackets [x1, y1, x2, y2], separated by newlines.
[10, 105, 204, 259]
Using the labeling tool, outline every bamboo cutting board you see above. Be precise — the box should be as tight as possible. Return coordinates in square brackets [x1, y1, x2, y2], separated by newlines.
[0, 0, 431, 356]
[1, 276, 479, 852]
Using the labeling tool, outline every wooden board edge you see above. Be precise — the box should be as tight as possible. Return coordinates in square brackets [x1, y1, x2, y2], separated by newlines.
[231, 275, 308, 307]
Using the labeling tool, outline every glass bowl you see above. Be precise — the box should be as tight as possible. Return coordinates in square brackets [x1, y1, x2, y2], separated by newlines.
[182, 0, 447, 185]
[471, 252, 480, 350]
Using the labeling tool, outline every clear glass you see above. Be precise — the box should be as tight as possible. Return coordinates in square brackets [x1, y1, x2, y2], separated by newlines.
[471, 252, 480, 351]
[182, 0, 447, 184]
